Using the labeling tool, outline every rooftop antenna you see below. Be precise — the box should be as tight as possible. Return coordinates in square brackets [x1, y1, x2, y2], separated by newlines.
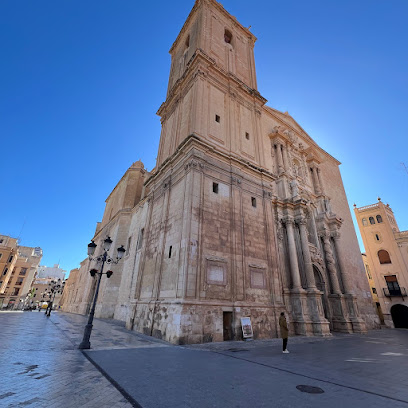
[402, 162, 408, 176]
[17, 218, 26, 244]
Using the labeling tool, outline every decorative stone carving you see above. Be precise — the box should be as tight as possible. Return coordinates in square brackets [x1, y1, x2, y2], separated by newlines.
[309, 244, 324, 268]
[290, 179, 299, 198]
[184, 159, 203, 170]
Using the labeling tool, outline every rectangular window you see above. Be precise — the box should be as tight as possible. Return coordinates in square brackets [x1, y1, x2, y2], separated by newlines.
[12, 288, 20, 296]
[215, 114, 220, 123]
[8, 255, 13, 263]
[251, 197, 256, 207]
[16, 278, 24, 286]
[372, 287, 377, 294]
[19, 268, 27, 276]
[2, 268, 8, 276]
[213, 183, 219, 194]
[169, 246, 172, 258]
[245, 132, 250, 140]
[0, 253, 2, 259]
[385, 275, 401, 296]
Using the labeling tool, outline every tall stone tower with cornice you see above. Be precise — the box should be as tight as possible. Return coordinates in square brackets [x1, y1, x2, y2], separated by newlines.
[62, 0, 379, 343]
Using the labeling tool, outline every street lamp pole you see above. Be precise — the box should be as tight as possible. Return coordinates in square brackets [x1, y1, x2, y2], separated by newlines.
[78, 237, 125, 350]
[45, 278, 64, 317]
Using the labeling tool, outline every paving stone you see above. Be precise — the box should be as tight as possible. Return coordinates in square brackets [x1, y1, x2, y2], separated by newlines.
[0, 312, 134, 408]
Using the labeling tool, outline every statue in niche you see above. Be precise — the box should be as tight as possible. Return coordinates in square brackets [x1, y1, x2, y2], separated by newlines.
[292, 159, 302, 180]
[290, 179, 299, 198]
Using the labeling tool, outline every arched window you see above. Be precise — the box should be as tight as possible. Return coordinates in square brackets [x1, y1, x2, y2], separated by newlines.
[369, 217, 375, 225]
[224, 29, 232, 44]
[378, 249, 391, 264]
[362, 218, 368, 226]
[376, 215, 383, 223]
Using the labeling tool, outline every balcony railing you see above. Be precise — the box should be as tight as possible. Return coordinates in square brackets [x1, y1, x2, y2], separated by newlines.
[383, 287, 407, 298]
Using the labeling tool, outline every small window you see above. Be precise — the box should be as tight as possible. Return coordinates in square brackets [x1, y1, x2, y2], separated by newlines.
[251, 197, 256, 207]
[215, 114, 220, 123]
[372, 287, 377, 294]
[8, 255, 13, 263]
[378, 249, 391, 264]
[213, 183, 219, 194]
[362, 218, 368, 226]
[376, 215, 383, 223]
[369, 217, 375, 225]
[137, 229, 144, 250]
[0, 253, 2, 259]
[245, 132, 250, 140]
[19, 268, 27, 276]
[2, 268, 8, 276]
[169, 246, 172, 258]
[224, 29, 232, 44]
[0, 239, 3, 243]
[185, 34, 190, 48]
[375, 234, 380, 241]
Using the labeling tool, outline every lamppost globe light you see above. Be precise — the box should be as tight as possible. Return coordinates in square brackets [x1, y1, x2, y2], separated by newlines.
[117, 245, 126, 260]
[103, 236, 113, 252]
[79, 238, 126, 350]
[88, 240, 97, 256]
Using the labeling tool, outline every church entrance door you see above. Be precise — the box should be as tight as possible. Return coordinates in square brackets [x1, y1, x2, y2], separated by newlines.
[391, 304, 408, 328]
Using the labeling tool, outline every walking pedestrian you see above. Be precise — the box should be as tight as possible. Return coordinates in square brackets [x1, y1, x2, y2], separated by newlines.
[279, 312, 289, 353]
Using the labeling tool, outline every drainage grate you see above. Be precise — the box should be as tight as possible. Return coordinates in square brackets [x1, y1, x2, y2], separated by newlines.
[296, 385, 324, 394]
[227, 348, 249, 353]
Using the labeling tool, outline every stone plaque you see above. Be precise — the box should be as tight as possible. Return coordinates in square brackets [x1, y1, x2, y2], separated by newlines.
[206, 259, 227, 285]
[250, 268, 266, 289]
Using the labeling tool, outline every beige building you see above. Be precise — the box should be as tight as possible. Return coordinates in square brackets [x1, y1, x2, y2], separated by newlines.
[0, 235, 43, 309]
[62, 0, 379, 343]
[355, 199, 408, 328]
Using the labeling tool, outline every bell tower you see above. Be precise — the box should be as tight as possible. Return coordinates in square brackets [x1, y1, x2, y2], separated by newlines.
[156, 0, 266, 167]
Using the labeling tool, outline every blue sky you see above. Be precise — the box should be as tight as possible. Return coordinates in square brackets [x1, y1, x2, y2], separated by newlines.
[1, 0, 407, 275]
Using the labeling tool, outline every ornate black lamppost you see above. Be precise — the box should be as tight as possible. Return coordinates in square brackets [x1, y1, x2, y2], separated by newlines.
[45, 278, 65, 317]
[78, 236, 125, 350]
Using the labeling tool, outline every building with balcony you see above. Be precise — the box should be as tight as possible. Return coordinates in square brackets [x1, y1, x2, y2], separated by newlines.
[355, 199, 408, 328]
[0, 235, 43, 309]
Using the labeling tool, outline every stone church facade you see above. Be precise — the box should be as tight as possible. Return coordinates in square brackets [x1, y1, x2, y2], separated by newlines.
[61, 0, 379, 343]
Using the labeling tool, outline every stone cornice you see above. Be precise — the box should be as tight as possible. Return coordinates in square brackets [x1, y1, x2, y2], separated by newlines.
[158, 48, 266, 119]
[144, 133, 276, 188]
[263, 106, 341, 166]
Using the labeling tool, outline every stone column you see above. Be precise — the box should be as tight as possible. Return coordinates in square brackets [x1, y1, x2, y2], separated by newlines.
[332, 232, 353, 294]
[316, 168, 325, 194]
[275, 143, 284, 175]
[282, 143, 290, 172]
[298, 218, 317, 290]
[321, 232, 341, 295]
[311, 167, 322, 195]
[284, 217, 303, 290]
